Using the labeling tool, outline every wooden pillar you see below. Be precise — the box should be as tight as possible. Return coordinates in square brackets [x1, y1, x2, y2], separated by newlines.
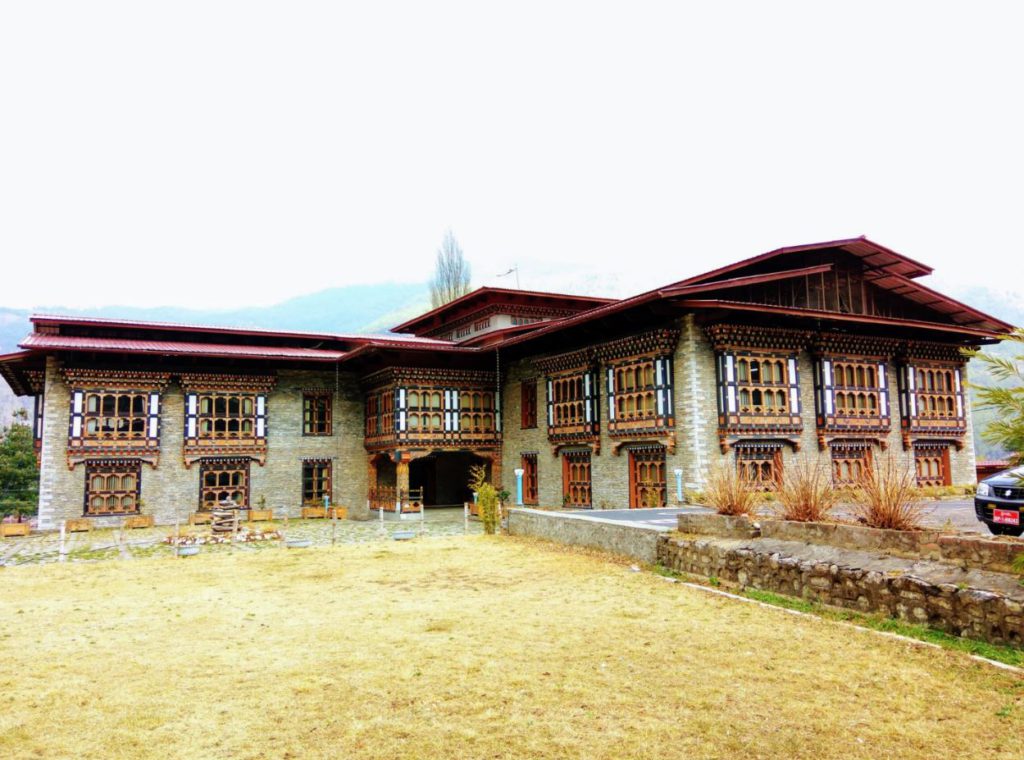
[488, 452, 502, 492]
[396, 451, 411, 510]
[367, 455, 378, 509]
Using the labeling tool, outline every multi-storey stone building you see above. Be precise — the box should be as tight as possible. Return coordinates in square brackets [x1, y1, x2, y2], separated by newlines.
[0, 237, 1012, 528]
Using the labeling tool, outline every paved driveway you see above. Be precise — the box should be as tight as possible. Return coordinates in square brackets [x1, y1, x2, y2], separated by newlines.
[570, 500, 991, 535]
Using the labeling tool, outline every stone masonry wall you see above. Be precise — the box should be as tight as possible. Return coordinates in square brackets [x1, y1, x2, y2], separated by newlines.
[508, 508, 661, 563]
[658, 534, 1024, 647]
[37, 361, 367, 529]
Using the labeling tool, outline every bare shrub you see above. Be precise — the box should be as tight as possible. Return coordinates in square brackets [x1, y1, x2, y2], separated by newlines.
[771, 459, 837, 522]
[703, 466, 760, 516]
[850, 454, 928, 531]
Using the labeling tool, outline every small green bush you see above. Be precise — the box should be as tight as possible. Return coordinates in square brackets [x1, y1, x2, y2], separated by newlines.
[477, 483, 500, 535]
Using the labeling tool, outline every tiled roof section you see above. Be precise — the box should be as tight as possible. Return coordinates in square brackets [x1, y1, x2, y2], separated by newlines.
[29, 314, 453, 346]
[20, 334, 347, 362]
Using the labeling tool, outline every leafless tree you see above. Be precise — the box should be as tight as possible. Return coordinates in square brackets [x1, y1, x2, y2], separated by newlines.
[430, 229, 472, 308]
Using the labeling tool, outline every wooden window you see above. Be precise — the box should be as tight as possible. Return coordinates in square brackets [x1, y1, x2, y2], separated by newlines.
[365, 393, 380, 436]
[914, 446, 950, 487]
[816, 357, 888, 432]
[199, 459, 250, 510]
[905, 366, 963, 421]
[521, 453, 539, 505]
[33, 392, 44, 459]
[607, 356, 673, 435]
[512, 316, 540, 326]
[628, 446, 666, 508]
[187, 393, 263, 443]
[717, 351, 800, 431]
[458, 391, 496, 433]
[302, 460, 332, 505]
[455, 325, 473, 339]
[562, 450, 592, 508]
[473, 317, 491, 331]
[381, 392, 394, 433]
[735, 444, 782, 490]
[548, 372, 598, 432]
[84, 460, 141, 515]
[521, 379, 538, 429]
[831, 443, 871, 486]
[302, 393, 332, 436]
[407, 389, 446, 433]
[73, 390, 160, 442]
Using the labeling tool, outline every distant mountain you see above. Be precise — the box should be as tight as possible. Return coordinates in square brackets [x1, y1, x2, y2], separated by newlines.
[0, 281, 431, 424]
[1, 280, 1021, 467]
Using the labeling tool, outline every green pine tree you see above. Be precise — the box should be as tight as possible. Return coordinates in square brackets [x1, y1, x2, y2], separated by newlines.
[0, 408, 39, 521]
[968, 328, 1024, 465]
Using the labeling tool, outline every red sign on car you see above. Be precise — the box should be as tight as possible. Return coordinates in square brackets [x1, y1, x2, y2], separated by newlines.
[992, 509, 1020, 526]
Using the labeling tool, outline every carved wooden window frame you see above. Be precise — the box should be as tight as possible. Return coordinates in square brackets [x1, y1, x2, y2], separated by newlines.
[735, 443, 782, 490]
[185, 392, 266, 445]
[302, 459, 333, 505]
[521, 379, 538, 430]
[521, 452, 539, 505]
[628, 445, 666, 508]
[84, 460, 142, 516]
[198, 458, 250, 510]
[830, 442, 871, 486]
[69, 389, 161, 446]
[302, 393, 332, 436]
[606, 356, 673, 439]
[546, 369, 599, 441]
[716, 350, 801, 436]
[914, 445, 950, 487]
[562, 450, 592, 508]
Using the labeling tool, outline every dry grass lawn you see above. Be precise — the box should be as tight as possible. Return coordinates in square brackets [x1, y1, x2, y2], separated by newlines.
[1, 536, 1022, 759]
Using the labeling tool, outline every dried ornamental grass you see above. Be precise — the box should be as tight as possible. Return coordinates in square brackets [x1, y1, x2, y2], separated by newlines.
[851, 454, 929, 531]
[704, 465, 761, 516]
[771, 459, 838, 522]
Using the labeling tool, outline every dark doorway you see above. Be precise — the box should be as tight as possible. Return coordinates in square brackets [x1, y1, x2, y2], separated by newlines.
[409, 452, 490, 507]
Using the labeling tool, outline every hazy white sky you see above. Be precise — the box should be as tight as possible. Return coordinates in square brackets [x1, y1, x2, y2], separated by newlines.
[1, 2, 1022, 310]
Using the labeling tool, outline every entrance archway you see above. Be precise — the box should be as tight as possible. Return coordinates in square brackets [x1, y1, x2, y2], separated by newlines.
[409, 451, 491, 507]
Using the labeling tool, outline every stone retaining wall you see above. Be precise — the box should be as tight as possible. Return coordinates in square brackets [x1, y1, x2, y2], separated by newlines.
[507, 508, 661, 563]
[679, 513, 1024, 575]
[658, 534, 1024, 647]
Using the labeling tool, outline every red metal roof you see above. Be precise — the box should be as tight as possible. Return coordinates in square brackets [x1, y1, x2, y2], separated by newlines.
[390, 287, 615, 335]
[29, 314, 452, 346]
[671, 299, 1005, 339]
[666, 236, 934, 288]
[20, 334, 348, 362]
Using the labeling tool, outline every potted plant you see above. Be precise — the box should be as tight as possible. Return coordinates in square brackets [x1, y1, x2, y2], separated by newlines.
[301, 497, 327, 520]
[1, 511, 30, 537]
[249, 495, 274, 522]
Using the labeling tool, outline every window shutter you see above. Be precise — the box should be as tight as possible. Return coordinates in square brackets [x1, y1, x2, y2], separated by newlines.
[906, 365, 917, 417]
[69, 390, 84, 439]
[256, 394, 267, 439]
[546, 379, 555, 427]
[584, 369, 600, 428]
[495, 387, 502, 432]
[395, 388, 407, 432]
[787, 358, 800, 414]
[820, 359, 834, 416]
[148, 392, 160, 440]
[954, 366, 964, 417]
[878, 362, 889, 418]
[654, 356, 673, 418]
[718, 354, 738, 415]
[606, 368, 616, 421]
[185, 393, 198, 439]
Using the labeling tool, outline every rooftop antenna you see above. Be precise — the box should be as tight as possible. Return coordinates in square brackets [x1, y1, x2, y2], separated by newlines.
[496, 265, 520, 289]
